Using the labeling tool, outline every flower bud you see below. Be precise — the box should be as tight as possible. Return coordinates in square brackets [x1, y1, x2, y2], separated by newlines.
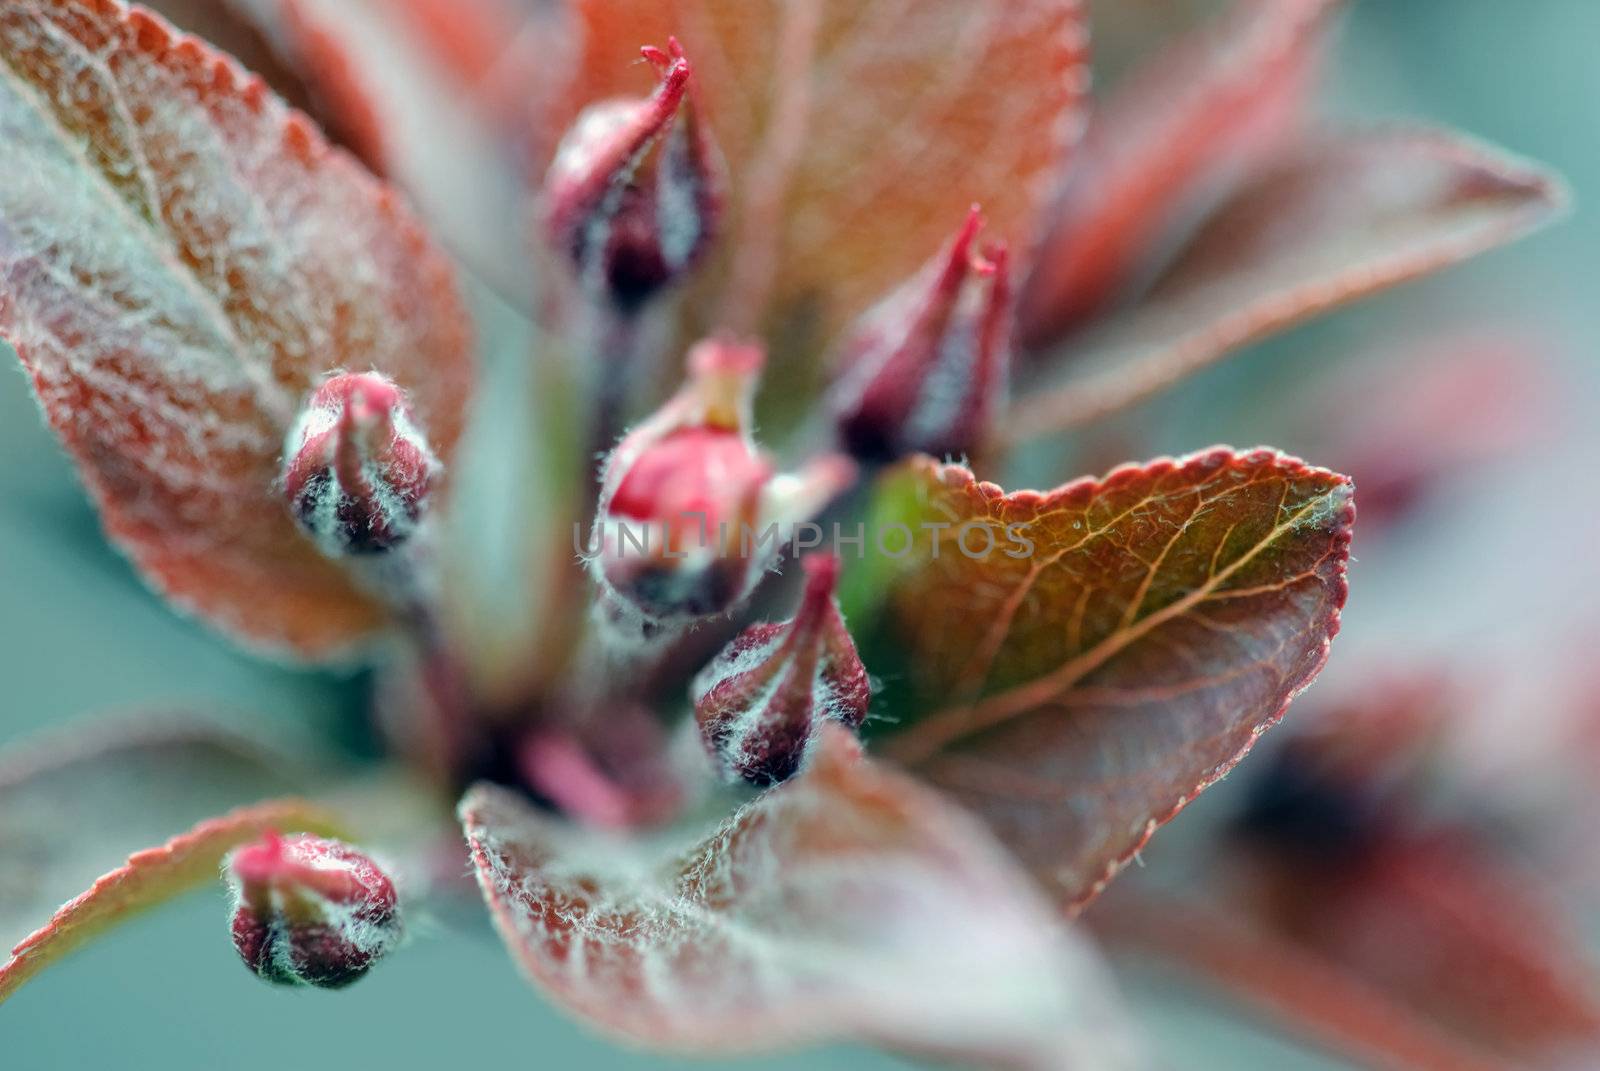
[281, 372, 439, 557]
[543, 37, 724, 309]
[588, 339, 854, 626]
[829, 205, 1013, 461]
[692, 554, 871, 786]
[225, 831, 402, 990]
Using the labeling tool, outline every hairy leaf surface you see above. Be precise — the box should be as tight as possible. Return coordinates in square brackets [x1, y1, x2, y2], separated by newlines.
[866, 449, 1353, 908]
[0, 0, 474, 659]
[461, 726, 1138, 1067]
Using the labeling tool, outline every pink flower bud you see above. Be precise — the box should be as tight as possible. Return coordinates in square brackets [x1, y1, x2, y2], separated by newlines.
[281, 372, 440, 557]
[692, 554, 871, 786]
[543, 37, 724, 309]
[225, 832, 403, 990]
[589, 339, 854, 626]
[829, 205, 1013, 461]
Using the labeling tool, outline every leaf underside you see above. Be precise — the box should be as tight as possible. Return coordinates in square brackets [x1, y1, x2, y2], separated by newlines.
[866, 448, 1353, 909]
[461, 726, 1139, 1067]
[0, 0, 474, 660]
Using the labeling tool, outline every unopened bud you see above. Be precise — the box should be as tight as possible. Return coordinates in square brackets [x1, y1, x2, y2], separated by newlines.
[543, 37, 724, 309]
[224, 832, 402, 990]
[589, 339, 854, 625]
[281, 372, 439, 557]
[692, 554, 870, 786]
[830, 205, 1013, 461]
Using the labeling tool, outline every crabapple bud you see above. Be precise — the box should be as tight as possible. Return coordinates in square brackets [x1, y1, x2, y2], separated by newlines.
[589, 339, 855, 627]
[543, 38, 724, 309]
[830, 205, 1013, 462]
[224, 831, 402, 990]
[281, 372, 439, 557]
[692, 554, 871, 786]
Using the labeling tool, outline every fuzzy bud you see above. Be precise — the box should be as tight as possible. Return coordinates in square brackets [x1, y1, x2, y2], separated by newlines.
[692, 554, 870, 786]
[543, 37, 724, 309]
[281, 372, 439, 557]
[829, 205, 1013, 461]
[224, 832, 402, 990]
[588, 339, 854, 627]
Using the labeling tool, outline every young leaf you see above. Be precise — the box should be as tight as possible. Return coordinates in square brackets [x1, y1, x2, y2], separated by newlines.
[0, 797, 344, 1004]
[135, 0, 328, 130]
[554, 0, 1089, 395]
[0, 715, 308, 954]
[1020, 0, 1342, 348]
[461, 726, 1140, 1067]
[1010, 127, 1566, 439]
[271, 0, 547, 299]
[0, 0, 474, 660]
[1250, 834, 1600, 1064]
[866, 449, 1353, 910]
[1092, 891, 1517, 1071]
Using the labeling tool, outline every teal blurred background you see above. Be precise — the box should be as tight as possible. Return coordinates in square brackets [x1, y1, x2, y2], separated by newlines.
[2, 2, 1596, 1067]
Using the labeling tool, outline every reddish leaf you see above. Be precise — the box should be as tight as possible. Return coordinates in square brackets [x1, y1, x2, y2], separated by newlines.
[1010, 128, 1565, 440]
[0, 0, 474, 660]
[135, 0, 324, 126]
[461, 726, 1139, 1066]
[273, 0, 559, 300]
[272, 0, 390, 171]
[553, 0, 1089, 402]
[866, 449, 1352, 909]
[1221, 662, 1600, 1063]
[1020, 0, 1342, 348]
[1093, 891, 1518, 1071]
[0, 797, 343, 1004]
[139, 0, 394, 171]
[1245, 834, 1600, 1065]
[0, 715, 307, 953]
